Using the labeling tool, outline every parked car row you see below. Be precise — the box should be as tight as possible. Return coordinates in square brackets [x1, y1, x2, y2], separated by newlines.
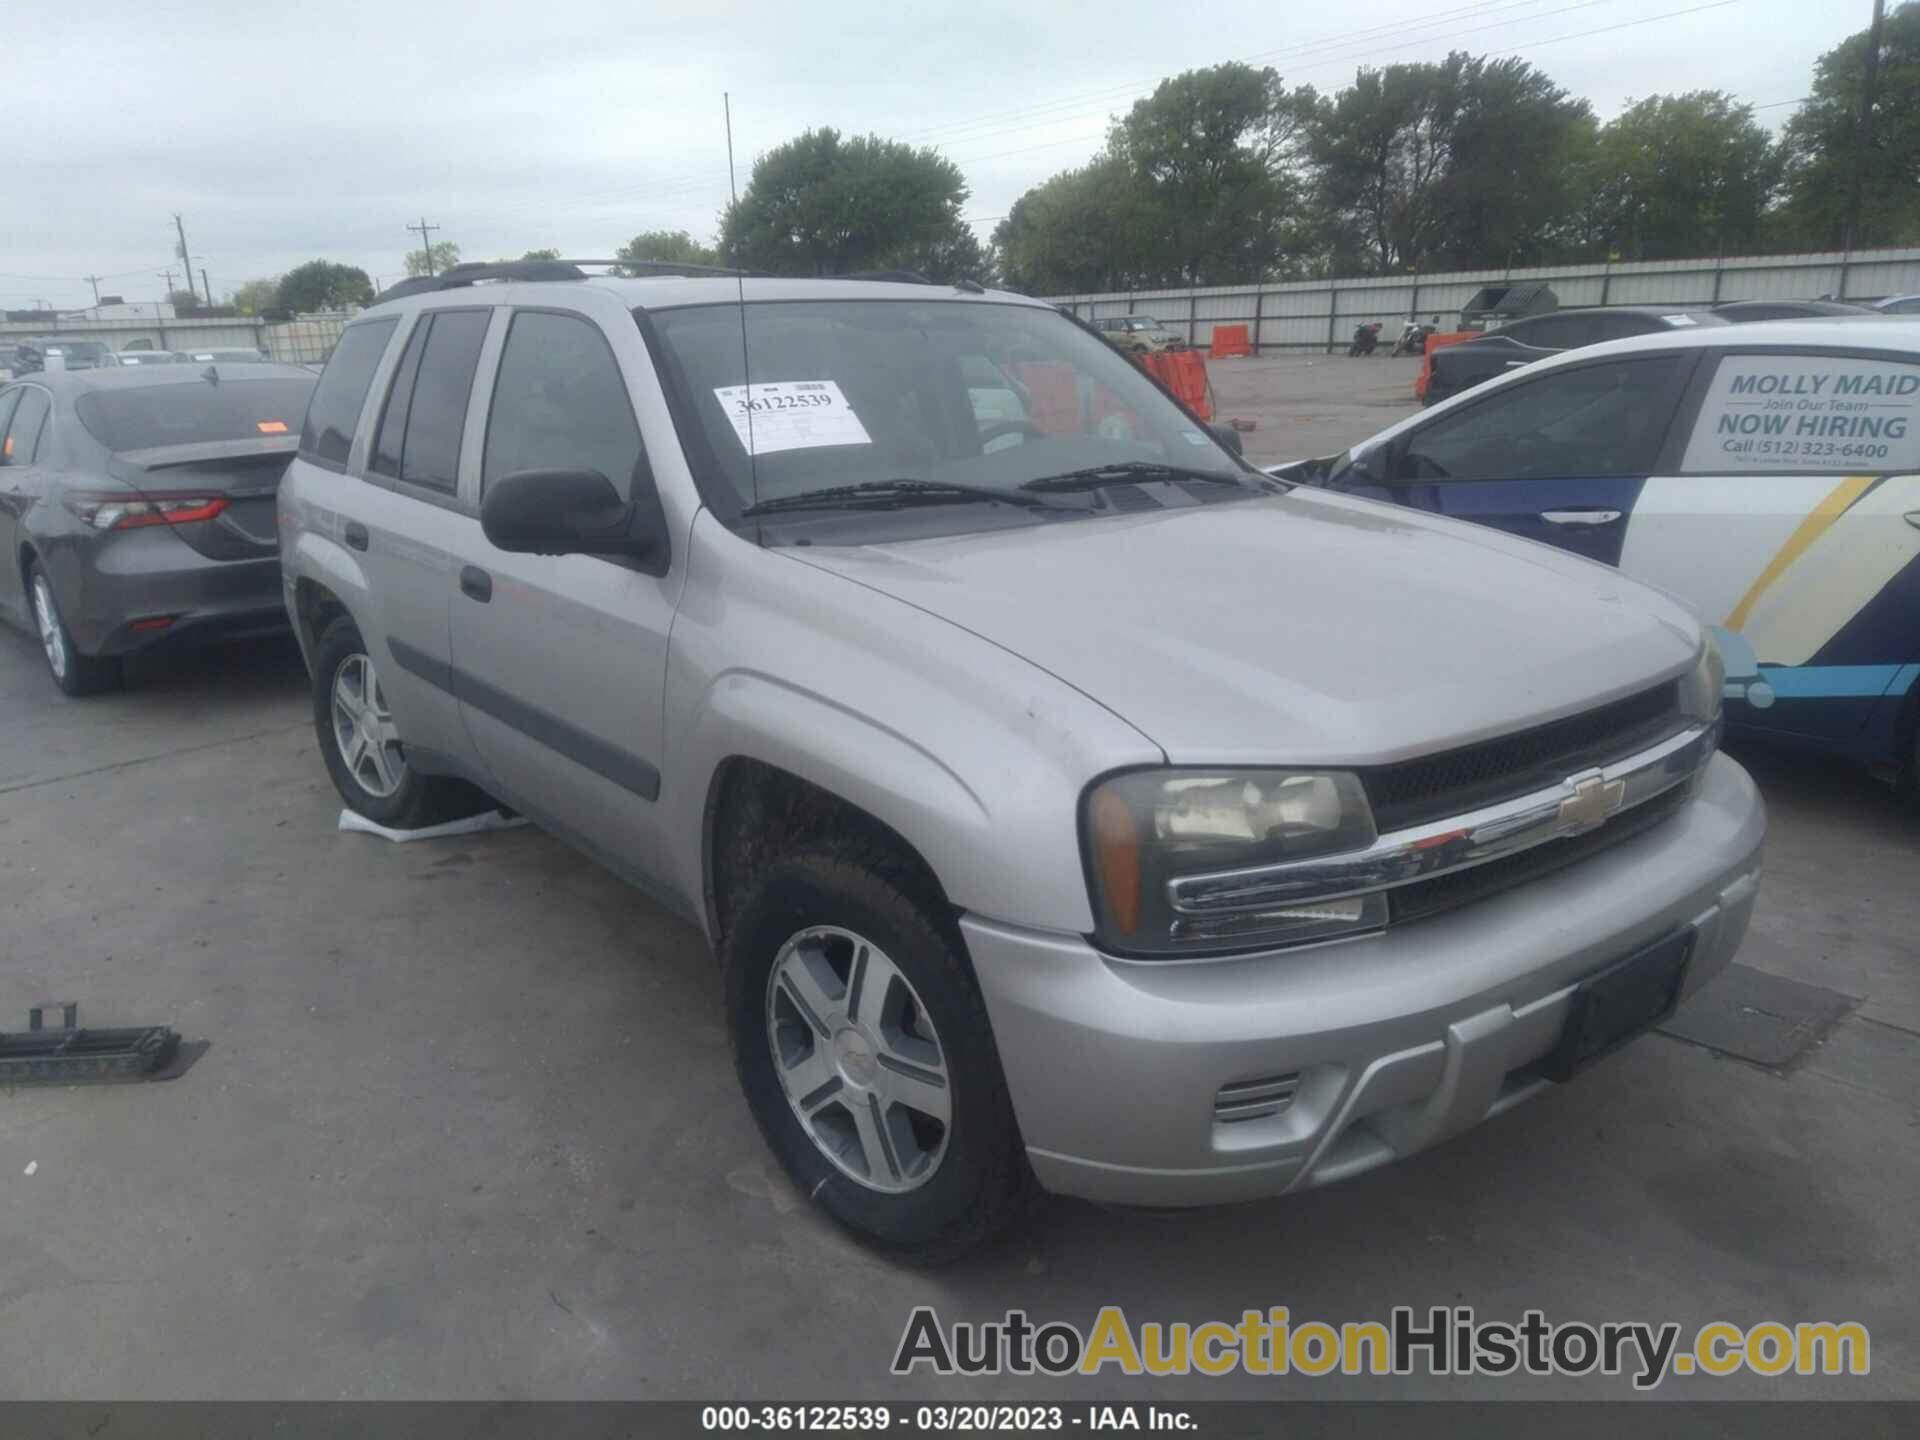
[2, 339, 273, 376]
[34, 263, 1920, 1264]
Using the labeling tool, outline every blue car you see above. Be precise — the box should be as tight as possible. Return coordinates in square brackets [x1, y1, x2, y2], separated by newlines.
[1283, 317, 1920, 788]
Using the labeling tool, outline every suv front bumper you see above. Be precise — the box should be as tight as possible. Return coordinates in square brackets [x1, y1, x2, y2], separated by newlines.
[962, 752, 1765, 1207]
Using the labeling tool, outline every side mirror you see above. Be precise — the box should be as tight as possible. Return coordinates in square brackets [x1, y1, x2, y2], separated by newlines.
[1206, 422, 1245, 456]
[481, 468, 669, 572]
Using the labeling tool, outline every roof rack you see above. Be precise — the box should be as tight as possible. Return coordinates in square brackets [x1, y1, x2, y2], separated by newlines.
[368, 257, 753, 306]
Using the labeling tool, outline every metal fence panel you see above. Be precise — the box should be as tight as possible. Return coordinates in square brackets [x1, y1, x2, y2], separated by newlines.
[1044, 246, 1920, 351]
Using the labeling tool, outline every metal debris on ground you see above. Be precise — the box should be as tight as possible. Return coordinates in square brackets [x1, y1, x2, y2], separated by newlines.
[0, 1004, 180, 1086]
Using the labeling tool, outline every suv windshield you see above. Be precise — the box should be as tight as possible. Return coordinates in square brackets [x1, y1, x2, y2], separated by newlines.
[646, 299, 1247, 521]
[75, 377, 315, 451]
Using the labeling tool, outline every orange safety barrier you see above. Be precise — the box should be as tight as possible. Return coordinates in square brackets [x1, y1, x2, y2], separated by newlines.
[1140, 349, 1214, 421]
[1209, 323, 1252, 359]
[1413, 331, 1474, 402]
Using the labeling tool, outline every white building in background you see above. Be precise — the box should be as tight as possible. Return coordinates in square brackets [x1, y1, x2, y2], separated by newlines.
[61, 298, 177, 322]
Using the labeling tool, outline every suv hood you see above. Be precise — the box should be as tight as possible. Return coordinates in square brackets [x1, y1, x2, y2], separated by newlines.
[790, 489, 1701, 766]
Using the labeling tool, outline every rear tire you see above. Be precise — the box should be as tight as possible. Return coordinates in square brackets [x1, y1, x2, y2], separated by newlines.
[27, 560, 121, 697]
[312, 614, 475, 829]
[725, 849, 1032, 1264]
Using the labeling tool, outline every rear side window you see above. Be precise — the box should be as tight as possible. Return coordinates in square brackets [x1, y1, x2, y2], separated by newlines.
[2, 388, 50, 466]
[299, 318, 398, 467]
[1400, 357, 1685, 481]
[1681, 353, 1920, 474]
[75, 378, 315, 451]
[396, 310, 489, 493]
[482, 311, 643, 498]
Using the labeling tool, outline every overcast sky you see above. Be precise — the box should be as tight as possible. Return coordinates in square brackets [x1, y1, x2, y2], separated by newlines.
[5, 0, 1867, 310]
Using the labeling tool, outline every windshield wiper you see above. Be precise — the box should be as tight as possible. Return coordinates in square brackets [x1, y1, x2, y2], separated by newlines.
[739, 478, 1069, 517]
[1018, 461, 1252, 493]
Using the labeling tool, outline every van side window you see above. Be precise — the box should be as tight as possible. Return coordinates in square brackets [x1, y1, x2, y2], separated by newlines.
[1400, 357, 1685, 481]
[482, 311, 644, 499]
[300, 318, 399, 468]
[1679, 353, 1920, 475]
[369, 309, 489, 493]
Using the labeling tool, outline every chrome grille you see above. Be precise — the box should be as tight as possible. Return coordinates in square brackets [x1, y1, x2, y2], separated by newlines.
[1214, 1072, 1300, 1123]
[1359, 682, 1683, 832]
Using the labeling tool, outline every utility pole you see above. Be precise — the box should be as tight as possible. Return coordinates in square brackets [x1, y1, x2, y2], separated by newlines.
[406, 217, 441, 277]
[83, 274, 104, 304]
[1842, 0, 1887, 254]
[173, 213, 209, 306]
[201, 268, 213, 308]
[159, 270, 178, 302]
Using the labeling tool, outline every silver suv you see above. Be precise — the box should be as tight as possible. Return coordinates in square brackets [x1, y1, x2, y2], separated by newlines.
[279, 262, 1765, 1260]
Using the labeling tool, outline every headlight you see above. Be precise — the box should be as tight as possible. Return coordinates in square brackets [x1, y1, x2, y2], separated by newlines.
[1082, 769, 1383, 957]
[1681, 634, 1726, 726]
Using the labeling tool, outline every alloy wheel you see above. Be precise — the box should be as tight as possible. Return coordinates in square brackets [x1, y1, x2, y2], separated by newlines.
[31, 574, 69, 681]
[330, 652, 407, 798]
[765, 925, 952, 1194]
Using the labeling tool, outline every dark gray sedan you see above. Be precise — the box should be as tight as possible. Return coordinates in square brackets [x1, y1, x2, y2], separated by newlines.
[0, 362, 316, 694]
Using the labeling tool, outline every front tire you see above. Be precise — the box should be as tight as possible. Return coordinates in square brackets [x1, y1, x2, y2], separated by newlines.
[28, 559, 121, 696]
[312, 614, 470, 829]
[725, 850, 1031, 1263]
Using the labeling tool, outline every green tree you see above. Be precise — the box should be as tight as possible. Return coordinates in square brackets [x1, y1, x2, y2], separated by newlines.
[278, 260, 375, 312]
[1110, 63, 1319, 285]
[1576, 93, 1781, 260]
[1777, 0, 1920, 248]
[992, 154, 1157, 293]
[720, 128, 979, 277]
[167, 288, 204, 315]
[229, 277, 282, 316]
[403, 240, 462, 278]
[615, 229, 719, 270]
[519, 248, 561, 261]
[1310, 53, 1589, 271]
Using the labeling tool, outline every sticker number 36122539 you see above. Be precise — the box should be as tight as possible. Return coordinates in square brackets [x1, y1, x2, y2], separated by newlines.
[711, 379, 873, 455]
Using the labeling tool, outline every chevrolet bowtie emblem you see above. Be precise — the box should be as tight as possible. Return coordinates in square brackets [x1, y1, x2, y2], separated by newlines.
[1558, 773, 1626, 834]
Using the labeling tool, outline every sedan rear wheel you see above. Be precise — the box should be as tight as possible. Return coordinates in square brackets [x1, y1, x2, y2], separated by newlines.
[27, 560, 121, 697]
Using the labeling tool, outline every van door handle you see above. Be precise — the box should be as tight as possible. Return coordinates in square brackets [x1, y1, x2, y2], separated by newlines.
[459, 565, 493, 603]
[1540, 509, 1623, 526]
[343, 521, 369, 552]
[1905, 510, 1920, 530]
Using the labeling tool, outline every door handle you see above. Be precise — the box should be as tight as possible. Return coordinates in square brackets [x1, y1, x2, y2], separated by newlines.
[1540, 509, 1623, 526]
[459, 565, 493, 603]
[343, 520, 369, 552]
[1905, 510, 1920, 530]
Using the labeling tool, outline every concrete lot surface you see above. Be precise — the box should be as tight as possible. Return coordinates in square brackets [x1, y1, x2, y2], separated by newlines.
[1, 358, 1915, 1401]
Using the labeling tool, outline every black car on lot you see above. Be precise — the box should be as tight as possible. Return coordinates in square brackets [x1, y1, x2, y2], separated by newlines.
[1424, 306, 1727, 405]
[0, 362, 316, 694]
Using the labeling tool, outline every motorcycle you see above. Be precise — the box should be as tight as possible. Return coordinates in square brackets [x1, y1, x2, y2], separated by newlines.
[1347, 322, 1383, 357]
[1391, 315, 1444, 357]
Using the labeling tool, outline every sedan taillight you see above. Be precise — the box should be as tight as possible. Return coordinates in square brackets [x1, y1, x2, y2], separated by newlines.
[62, 492, 229, 531]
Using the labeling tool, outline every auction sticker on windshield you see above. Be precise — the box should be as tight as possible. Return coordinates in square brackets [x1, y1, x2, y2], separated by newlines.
[713, 379, 873, 455]
[1683, 354, 1920, 472]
